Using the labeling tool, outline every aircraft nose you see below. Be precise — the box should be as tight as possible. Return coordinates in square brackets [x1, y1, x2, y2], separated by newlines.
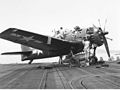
[88, 34, 104, 46]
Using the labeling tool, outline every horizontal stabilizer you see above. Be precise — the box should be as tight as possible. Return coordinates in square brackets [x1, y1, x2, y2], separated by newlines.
[1, 51, 32, 55]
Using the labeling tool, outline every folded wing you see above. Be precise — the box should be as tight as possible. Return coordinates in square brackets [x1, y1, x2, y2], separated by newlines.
[0, 28, 71, 51]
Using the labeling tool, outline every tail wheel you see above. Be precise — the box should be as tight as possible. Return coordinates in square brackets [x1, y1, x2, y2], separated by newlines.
[89, 56, 98, 65]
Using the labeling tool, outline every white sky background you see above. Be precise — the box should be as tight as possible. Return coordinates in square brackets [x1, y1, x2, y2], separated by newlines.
[0, 0, 120, 64]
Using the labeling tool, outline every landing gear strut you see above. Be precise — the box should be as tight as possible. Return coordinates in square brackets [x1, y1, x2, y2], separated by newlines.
[59, 56, 63, 64]
[68, 50, 74, 68]
[28, 59, 33, 64]
[89, 46, 98, 65]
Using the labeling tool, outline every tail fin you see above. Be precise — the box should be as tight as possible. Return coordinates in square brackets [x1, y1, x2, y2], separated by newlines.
[21, 45, 32, 61]
[21, 45, 32, 51]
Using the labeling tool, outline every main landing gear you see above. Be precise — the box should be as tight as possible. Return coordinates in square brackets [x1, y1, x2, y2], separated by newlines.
[89, 56, 98, 65]
[89, 45, 98, 65]
[58, 56, 63, 64]
[28, 59, 33, 64]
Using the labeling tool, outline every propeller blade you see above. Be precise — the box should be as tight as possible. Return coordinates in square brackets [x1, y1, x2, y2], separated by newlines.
[102, 35, 110, 57]
[93, 24, 98, 29]
[106, 37, 113, 41]
[98, 19, 101, 27]
[103, 19, 107, 32]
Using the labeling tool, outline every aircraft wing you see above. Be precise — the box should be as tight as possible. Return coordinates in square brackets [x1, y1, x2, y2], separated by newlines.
[0, 28, 72, 51]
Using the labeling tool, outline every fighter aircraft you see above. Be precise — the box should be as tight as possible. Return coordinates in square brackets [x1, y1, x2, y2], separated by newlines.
[0, 22, 110, 65]
[0, 28, 85, 64]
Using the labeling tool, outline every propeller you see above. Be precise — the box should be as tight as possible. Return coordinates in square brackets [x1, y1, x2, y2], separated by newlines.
[100, 19, 110, 58]
[102, 34, 110, 57]
[93, 21, 111, 58]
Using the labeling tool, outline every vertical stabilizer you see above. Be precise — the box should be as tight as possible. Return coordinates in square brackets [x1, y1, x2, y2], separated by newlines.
[21, 45, 32, 51]
[21, 45, 32, 61]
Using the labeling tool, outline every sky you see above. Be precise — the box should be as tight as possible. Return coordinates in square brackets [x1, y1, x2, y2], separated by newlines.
[0, 0, 120, 64]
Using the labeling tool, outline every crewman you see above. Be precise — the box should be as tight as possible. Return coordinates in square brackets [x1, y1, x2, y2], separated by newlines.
[74, 26, 81, 31]
[87, 27, 94, 34]
[59, 27, 64, 39]
[74, 26, 83, 41]
[53, 27, 64, 39]
[84, 41, 90, 66]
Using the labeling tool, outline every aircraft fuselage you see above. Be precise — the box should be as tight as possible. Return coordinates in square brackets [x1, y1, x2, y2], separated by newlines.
[22, 41, 84, 60]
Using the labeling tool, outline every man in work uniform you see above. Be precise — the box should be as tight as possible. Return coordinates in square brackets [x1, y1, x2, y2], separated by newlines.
[73, 26, 82, 41]
[53, 27, 64, 39]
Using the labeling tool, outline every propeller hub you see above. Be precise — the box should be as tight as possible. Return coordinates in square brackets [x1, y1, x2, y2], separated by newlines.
[89, 33, 104, 47]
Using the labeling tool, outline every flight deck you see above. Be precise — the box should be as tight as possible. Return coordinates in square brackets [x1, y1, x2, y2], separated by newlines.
[0, 61, 120, 89]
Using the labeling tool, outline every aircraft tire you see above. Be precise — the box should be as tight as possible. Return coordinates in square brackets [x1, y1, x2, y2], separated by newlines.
[89, 56, 98, 65]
